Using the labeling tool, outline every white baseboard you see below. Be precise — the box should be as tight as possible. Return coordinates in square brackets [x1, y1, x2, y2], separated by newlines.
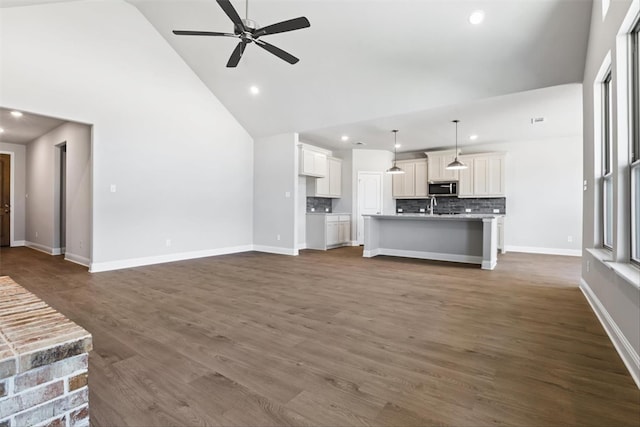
[26, 241, 57, 255]
[11, 240, 25, 247]
[364, 247, 482, 265]
[296, 243, 307, 250]
[65, 253, 90, 267]
[90, 245, 253, 273]
[51, 247, 63, 256]
[252, 245, 298, 256]
[505, 245, 582, 257]
[580, 278, 640, 389]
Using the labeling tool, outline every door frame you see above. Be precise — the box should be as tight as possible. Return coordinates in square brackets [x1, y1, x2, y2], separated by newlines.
[0, 151, 15, 247]
[356, 171, 383, 245]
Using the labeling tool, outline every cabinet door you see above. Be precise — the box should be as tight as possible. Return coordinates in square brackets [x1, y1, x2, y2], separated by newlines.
[327, 222, 340, 246]
[314, 153, 327, 176]
[329, 158, 342, 197]
[301, 150, 316, 176]
[487, 155, 505, 196]
[473, 157, 490, 196]
[392, 161, 416, 198]
[338, 221, 350, 243]
[414, 160, 428, 197]
[457, 156, 474, 197]
[316, 173, 330, 196]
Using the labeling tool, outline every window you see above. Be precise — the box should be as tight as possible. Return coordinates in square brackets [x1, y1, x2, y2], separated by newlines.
[631, 22, 640, 264]
[603, 71, 614, 250]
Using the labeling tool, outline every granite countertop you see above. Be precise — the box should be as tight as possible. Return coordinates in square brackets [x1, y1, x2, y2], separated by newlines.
[0, 276, 92, 379]
[365, 213, 498, 220]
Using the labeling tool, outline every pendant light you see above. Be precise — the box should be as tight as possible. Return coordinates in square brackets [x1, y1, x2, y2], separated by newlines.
[386, 130, 405, 175]
[446, 119, 468, 170]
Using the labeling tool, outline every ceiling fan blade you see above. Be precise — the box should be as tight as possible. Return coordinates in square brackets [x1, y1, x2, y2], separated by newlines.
[226, 40, 248, 67]
[255, 40, 299, 64]
[216, 0, 245, 32]
[173, 30, 235, 37]
[253, 17, 310, 38]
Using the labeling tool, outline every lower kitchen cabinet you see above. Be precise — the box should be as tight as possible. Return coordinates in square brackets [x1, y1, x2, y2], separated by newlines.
[497, 215, 506, 254]
[306, 214, 351, 250]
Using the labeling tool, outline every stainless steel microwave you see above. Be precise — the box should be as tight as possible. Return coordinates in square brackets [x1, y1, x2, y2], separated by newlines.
[428, 181, 458, 197]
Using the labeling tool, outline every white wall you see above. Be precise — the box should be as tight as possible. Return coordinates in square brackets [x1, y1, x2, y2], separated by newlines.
[580, 0, 639, 387]
[0, 142, 26, 245]
[462, 136, 583, 255]
[254, 133, 298, 255]
[0, 1, 254, 271]
[25, 122, 92, 265]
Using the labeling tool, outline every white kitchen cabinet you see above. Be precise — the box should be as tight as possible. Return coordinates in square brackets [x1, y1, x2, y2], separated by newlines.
[392, 159, 428, 198]
[300, 148, 327, 177]
[457, 153, 506, 198]
[426, 150, 460, 182]
[310, 157, 342, 198]
[306, 214, 351, 250]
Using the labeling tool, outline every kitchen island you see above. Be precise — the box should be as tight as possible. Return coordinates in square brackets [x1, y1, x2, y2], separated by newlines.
[363, 214, 498, 269]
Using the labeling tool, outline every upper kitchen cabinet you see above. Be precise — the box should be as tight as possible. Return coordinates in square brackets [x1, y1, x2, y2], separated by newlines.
[310, 157, 342, 198]
[426, 150, 460, 182]
[458, 153, 506, 198]
[300, 147, 327, 177]
[392, 159, 428, 198]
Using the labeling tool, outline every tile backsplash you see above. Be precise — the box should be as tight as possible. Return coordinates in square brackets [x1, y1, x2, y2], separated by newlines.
[395, 197, 506, 214]
[307, 197, 332, 213]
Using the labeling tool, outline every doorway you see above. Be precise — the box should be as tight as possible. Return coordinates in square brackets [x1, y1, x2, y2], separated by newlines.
[356, 171, 382, 245]
[0, 154, 10, 247]
[54, 143, 67, 255]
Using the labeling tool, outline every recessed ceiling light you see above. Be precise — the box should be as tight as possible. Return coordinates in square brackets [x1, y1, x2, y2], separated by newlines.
[469, 10, 485, 25]
[0, 128, 4, 133]
[341, 135, 349, 142]
[10, 111, 23, 118]
[249, 86, 260, 95]
[469, 134, 478, 140]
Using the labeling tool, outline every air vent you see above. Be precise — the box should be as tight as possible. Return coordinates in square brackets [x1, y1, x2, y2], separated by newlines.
[530, 117, 545, 124]
[352, 141, 366, 146]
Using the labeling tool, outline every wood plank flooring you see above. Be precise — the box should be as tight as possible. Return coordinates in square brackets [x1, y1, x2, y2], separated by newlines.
[0, 246, 638, 426]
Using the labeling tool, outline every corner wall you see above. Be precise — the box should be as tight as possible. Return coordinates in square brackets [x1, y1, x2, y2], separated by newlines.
[253, 133, 298, 255]
[0, 0, 254, 271]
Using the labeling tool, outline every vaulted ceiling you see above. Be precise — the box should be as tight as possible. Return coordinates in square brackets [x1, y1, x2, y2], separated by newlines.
[0, 0, 592, 151]
[130, 0, 592, 150]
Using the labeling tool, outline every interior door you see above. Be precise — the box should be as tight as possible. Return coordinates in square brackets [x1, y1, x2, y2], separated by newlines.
[357, 172, 382, 245]
[0, 154, 10, 247]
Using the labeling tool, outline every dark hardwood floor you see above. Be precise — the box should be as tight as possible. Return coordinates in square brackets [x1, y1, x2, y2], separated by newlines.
[1, 246, 638, 426]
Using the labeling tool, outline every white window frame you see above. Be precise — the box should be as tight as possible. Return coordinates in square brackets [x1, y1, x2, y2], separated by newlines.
[602, 71, 614, 250]
[631, 20, 640, 265]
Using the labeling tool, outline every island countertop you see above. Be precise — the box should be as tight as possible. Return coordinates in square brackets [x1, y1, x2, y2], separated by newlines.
[365, 213, 498, 220]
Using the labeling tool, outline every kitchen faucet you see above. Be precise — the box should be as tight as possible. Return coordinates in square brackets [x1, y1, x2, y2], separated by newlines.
[428, 196, 437, 215]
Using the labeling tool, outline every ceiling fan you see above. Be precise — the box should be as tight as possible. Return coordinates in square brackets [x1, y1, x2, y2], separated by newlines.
[173, 0, 310, 68]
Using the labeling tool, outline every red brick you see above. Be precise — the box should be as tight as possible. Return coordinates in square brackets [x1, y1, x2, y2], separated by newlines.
[0, 380, 64, 418]
[70, 405, 89, 427]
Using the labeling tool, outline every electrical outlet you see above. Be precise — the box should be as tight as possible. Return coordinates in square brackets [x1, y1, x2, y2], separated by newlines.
[277, 234, 281, 241]
[568, 236, 573, 242]
[465, 208, 472, 213]
[419, 208, 425, 213]
[35, 231, 38, 238]
[285, 191, 291, 198]
[397, 208, 403, 213]
[493, 209, 500, 213]
[310, 207, 315, 212]
[110, 184, 117, 193]
[79, 241, 83, 248]
[325, 208, 329, 212]
[165, 239, 171, 247]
